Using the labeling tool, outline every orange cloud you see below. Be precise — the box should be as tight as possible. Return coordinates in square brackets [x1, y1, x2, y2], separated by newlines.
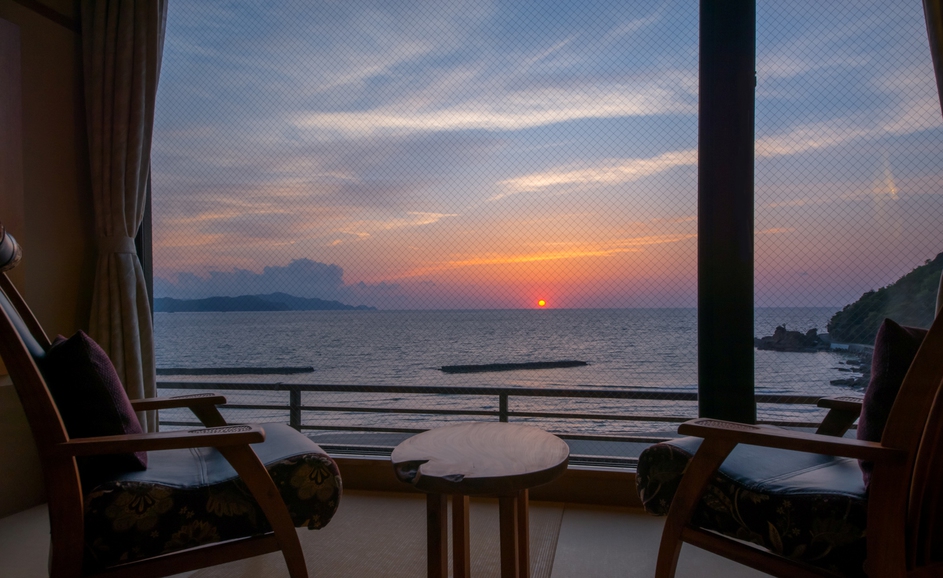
[395, 233, 696, 279]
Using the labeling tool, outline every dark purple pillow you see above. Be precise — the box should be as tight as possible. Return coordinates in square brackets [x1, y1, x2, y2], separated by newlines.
[39, 331, 147, 481]
[857, 318, 927, 487]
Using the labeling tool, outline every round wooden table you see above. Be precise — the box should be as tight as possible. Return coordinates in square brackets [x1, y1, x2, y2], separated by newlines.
[391, 422, 570, 578]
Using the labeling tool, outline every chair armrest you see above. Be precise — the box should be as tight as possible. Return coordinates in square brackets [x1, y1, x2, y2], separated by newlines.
[54, 424, 265, 457]
[678, 418, 903, 463]
[817, 395, 863, 413]
[130, 393, 228, 427]
[130, 393, 227, 411]
[814, 395, 864, 437]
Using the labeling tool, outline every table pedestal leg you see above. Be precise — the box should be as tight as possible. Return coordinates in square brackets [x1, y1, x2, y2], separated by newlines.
[452, 495, 470, 578]
[498, 493, 520, 578]
[517, 489, 530, 578]
[427, 493, 448, 578]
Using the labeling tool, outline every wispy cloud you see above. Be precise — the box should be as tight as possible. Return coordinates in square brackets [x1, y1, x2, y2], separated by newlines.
[278, 3, 694, 138]
[500, 90, 943, 199]
[764, 197, 830, 209]
[398, 233, 695, 278]
[522, 36, 577, 68]
[497, 149, 697, 198]
[295, 77, 697, 138]
[756, 100, 941, 157]
[756, 9, 885, 82]
[755, 125, 871, 157]
[495, 122, 870, 199]
[337, 212, 457, 240]
[601, 9, 664, 43]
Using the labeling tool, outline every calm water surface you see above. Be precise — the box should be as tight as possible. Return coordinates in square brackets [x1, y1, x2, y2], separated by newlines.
[154, 308, 864, 436]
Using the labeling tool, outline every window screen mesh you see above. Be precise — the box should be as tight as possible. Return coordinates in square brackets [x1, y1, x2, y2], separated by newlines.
[152, 1, 942, 465]
[754, 0, 943, 426]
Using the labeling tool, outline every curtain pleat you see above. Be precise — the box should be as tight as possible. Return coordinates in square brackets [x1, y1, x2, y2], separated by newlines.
[82, 0, 167, 431]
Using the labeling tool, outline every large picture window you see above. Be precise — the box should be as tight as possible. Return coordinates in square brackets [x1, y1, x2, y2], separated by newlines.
[152, 1, 943, 465]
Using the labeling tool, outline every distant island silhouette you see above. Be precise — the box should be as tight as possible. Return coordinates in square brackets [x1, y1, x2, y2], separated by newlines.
[154, 292, 376, 313]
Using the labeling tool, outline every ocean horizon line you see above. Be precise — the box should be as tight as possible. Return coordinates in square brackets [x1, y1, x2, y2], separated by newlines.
[154, 305, 845, 313]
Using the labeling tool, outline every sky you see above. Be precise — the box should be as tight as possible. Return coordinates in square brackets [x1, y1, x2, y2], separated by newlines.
[151, 0, 943, 309]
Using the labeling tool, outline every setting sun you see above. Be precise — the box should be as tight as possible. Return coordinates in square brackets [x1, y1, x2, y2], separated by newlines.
[537, 299, 547, 307]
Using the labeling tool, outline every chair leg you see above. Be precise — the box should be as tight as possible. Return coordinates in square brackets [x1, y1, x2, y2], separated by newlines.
[655, 438, 737, 578]
[218, 445, 308, 578]
[48, 534, 84, 578]
[47, 465, 85, 578]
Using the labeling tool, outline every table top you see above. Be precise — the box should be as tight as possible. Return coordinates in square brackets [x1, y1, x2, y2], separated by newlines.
[390, 422, 570, 495]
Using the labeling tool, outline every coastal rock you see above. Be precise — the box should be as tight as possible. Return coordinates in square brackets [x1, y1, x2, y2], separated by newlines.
[830, 351, 873, 388]
[755, 325, 827, 352]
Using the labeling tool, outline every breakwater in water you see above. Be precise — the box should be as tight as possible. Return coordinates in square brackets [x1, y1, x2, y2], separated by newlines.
[440, 360, 588, 373]
[155, 307, 862, 395]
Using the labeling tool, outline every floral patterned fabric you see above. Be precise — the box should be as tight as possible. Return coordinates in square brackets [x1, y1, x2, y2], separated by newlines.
[82, 426, 342, 571]
[636, 438, 868, 577]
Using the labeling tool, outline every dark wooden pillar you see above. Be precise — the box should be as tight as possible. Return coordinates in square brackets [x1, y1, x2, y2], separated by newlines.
[698, 0, 756, 422]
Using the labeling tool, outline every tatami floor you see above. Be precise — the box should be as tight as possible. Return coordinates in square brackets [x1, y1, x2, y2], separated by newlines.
[0, 491, 772, 578]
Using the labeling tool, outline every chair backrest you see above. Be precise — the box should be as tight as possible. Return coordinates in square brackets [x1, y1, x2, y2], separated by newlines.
[906, 311, 943, 568]
[0, 227, 85, 530]
[877, 277, 943, 569]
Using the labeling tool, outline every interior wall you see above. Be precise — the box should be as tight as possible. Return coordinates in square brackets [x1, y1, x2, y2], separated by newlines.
[0, 17, 25, 291]
[0, 0, 94, 517]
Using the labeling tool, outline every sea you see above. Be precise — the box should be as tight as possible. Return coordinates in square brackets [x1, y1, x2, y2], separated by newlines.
[153, 308, 866, 448]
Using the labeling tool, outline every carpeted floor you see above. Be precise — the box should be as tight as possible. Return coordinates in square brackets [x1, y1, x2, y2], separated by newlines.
[191, 491, 565, 578]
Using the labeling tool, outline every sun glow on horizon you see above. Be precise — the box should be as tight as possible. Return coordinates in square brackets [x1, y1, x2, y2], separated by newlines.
[537, 299, 547, 307]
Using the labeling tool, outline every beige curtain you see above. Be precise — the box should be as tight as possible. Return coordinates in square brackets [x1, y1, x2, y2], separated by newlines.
[926, 1, 943, 317]
[82, 0, 167, 431]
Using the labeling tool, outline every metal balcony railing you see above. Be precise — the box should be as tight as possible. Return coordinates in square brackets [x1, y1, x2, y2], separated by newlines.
[157, 381, 841, 468]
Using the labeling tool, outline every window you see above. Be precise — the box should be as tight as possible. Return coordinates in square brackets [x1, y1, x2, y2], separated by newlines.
[754, 0, 943, 425]
[151, 1, 943, 465]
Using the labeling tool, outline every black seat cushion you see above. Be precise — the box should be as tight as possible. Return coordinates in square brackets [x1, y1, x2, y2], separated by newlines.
[82, 423, 342, 570]
[636, 436, 867, 577]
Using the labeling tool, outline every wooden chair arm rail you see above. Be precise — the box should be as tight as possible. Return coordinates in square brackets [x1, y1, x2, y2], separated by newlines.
[814, 396, 863, 437]
[131, 393, 226, 411]
[677, 418, 903, 463]
[816, 396, 864, 412]
[54, 425, 265, 457]
[130, 394, 229, 428]
[130, 393, 227, 411]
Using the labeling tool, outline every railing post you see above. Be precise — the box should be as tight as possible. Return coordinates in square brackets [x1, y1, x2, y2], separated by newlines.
[289, 387, 302, 431]
[499, 393, 509, 422]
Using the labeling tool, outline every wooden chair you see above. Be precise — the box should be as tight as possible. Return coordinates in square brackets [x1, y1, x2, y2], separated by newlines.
[637, 298, 943, 576]
[0, 225, 342, 578]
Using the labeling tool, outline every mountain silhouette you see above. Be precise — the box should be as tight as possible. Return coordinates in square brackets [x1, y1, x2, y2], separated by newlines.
[827, 252, 942, 344]
[154, 292, 376, 313]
